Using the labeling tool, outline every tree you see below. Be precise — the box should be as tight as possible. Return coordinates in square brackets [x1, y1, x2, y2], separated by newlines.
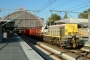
[47, 13, 61, 25]
[63, 13, 68, 19]
[78, 8, 90, 19]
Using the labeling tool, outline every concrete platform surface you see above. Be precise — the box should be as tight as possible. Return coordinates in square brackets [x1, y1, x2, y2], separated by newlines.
[0, 33, 28, 60]
[84, 41, 90, 47]
[0, 33, 44, 60]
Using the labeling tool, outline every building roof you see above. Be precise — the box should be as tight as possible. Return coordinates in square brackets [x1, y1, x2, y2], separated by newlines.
[1, 6, 44, 29]
[55, 18, 88, 24]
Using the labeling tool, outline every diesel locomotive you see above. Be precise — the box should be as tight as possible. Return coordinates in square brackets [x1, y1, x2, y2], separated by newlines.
[43, 24, 83, 48]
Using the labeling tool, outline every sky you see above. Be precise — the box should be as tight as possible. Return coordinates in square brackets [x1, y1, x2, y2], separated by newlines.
[0, 0, 90, 23]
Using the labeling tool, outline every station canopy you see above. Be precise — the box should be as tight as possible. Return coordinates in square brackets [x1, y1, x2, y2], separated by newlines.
[0, 6, 44, 29]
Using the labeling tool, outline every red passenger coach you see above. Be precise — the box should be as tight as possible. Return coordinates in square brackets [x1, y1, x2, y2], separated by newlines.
[23, 30, 27, 34]
[25, 30, 28, 36]
[28, 29, 31, 36]
[37, 28, 42, 37]
[23, 27, 43, 41]
[31, 28, 42, 37]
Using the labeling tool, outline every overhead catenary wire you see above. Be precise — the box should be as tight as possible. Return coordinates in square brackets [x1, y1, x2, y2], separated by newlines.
[41, 0, 73, 15]
[67, 13, 81, 23]
[38, 0, 73, 20]
[60, 0, 90, 24]
[67, 0, 90, 11]
[38, 0, 52, 11]
[0, 8, 39, 14]
[54, 0, 90, 15]
[42, 0, 90, 24]
[49, 10, 89, 25]
[36, 0, 56, 15]
[71, 4, 90, 11]
[56, 0, 90, 23]
[52, 0, 73, 9]
[62, 0, 90, 18]
[66, 1, 90, 22]
[40, 0, 56, 11]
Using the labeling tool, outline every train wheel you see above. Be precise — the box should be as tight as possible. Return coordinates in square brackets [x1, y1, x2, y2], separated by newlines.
[75, 39, 80, 48]
[53, 39, 57, 46]
[50, 39, 52, 44]
[50, 38, 53, 44]
[57, 40, 60, 47]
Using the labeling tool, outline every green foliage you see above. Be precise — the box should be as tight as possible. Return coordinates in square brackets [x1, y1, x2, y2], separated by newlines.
[47, 13, 61, 23]
[78, 8, 90, 19]
[63, 13, 68, 19]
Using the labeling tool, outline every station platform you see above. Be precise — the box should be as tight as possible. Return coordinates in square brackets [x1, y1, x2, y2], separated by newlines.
[0, 33, 44, 60]
[85, 41, 90, 47]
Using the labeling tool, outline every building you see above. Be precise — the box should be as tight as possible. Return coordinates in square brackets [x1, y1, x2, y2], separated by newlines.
[0, 6, 44, 30]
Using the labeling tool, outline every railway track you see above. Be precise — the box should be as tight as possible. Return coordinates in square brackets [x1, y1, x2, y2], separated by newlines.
[21, 35, 90, 60]
[65, 48, 90, 59]
[21, 35, 63, 60]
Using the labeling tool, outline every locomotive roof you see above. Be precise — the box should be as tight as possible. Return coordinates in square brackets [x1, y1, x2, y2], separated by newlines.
[49, 24, 65, 28]
[48, 23, 78, 28]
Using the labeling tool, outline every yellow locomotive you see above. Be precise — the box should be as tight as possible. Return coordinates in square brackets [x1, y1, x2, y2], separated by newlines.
[43, 24, 83, 48]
